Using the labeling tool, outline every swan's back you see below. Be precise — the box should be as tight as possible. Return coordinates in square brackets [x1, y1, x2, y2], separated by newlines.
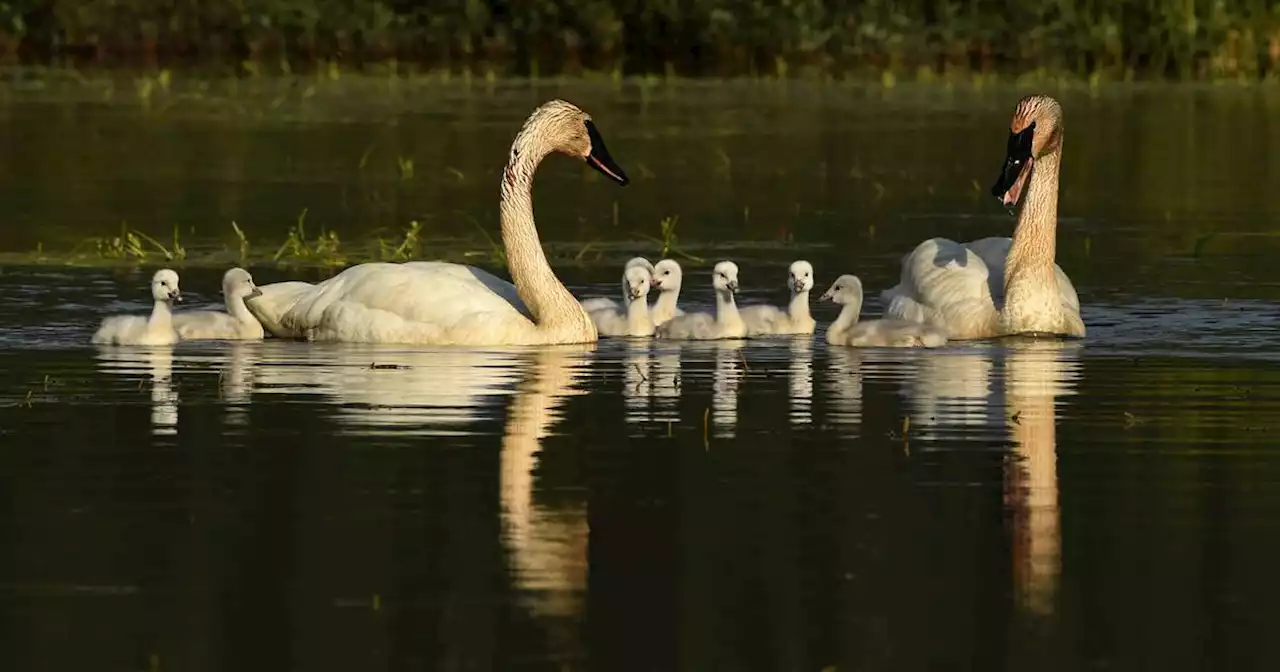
[838, 318, 947, 348]
[92, 315, 150, 345]
[740, 304, 787, 335]
[656, 312, 718, 340]
[277, 262, 536, 344]
[247, 280, 317, 338]
[174, 310, 263, 340]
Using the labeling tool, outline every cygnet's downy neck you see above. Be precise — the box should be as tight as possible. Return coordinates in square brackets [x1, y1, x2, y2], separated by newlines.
[150, 298, 174, 329]
[654, 286, 680, 318]
[788, 287, 812, 322]
[715, 288, 742, 326]
[625, 292, 652, 333]
[829, 292, 864, 337]
[1005, 149, 1061, 296]
[227, 292, 257, 325]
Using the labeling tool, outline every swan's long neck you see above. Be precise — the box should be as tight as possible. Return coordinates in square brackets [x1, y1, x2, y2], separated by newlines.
[499, 139, 592, 334]
[654, 287, 680, 322]
[227, 293, 255, 325]
[827, 293, 863, 340]
[149, 298, 173, 332]
[626, 294, 652, 334]
[1003, 149, 1061, 308]
[788, 288, 812, 323]
[715, 288, 742, 328]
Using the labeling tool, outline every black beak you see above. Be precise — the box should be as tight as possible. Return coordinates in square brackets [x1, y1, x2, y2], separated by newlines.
[584, 120, 629, 186]
[172, 290, 183, 303]
[990, 121, 1036, 202]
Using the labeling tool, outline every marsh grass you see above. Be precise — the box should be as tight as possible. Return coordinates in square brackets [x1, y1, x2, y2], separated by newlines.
[9, 217, 831, 274]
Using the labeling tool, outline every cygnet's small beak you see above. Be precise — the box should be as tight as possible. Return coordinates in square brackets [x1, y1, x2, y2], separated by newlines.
[727, 280, 739, 294]
[651, 278, 664, 290]
[819, 289, 834, 302]
[248, 286, 263, 300]
[171, 290, 183, 303]
[628, 285, 644, 300]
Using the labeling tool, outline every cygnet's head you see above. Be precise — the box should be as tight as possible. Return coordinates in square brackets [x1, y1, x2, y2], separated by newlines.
[819, 274, 864, 305]
[222, 267, 262, 301]
[623, 256, 654, 274]
[651, 259, 683, 293]
[788, 260, 815, 294]
[150, 269, 182, 303]
[712, 261, 740, 295]
[514, 99, 629, 186]
[623, 265, 652, 302]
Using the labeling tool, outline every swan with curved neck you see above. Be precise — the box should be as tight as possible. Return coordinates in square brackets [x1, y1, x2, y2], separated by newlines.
[173, 267, 265, 340]
[823, 274, 947, 348]
[741, 260, 816, 336]
[881, 94, 1084, 340]
[654, 261, 744, 340]
[91, 269, 183, 346]
[244, 100, 629, 345]
[586, 263, 655, 337]
[580, 257, 685, 326]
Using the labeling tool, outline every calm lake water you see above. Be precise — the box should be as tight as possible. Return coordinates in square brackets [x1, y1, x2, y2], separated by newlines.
[2, 76, 1280, 671]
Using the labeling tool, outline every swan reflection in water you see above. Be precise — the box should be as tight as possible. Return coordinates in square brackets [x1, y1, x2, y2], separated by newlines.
[250, 343, 595, 639]
[712, 340, 747, 439]
[94, 345, 179, 436]
[249, 344, 525, 434]
[621, 340, 652, 426]
[904, 339, 1080, 616]
[788, 338, 814, 427]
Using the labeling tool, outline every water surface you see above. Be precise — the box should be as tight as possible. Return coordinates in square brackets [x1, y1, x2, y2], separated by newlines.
[1, 79, 1279, 671]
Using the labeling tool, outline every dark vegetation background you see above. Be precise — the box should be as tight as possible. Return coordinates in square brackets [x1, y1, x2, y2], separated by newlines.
[0, 0, 1277, 79]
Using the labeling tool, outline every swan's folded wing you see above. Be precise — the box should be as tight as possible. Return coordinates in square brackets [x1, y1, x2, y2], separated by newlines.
[280, 263, 528, 341]
[883, 237, 1001, 339]
[248, 281, 317, 338]
[403, 262, 532, 319]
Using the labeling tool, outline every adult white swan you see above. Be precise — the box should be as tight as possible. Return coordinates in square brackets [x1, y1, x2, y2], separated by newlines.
[881, 94, 1084, 340]
[245, 99, 629, 345]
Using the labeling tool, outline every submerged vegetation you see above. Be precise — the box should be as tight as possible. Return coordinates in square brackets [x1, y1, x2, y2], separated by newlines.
[0, 1, 1278, 81]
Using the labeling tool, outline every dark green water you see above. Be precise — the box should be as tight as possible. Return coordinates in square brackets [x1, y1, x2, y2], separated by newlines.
[1, 77, 1280, 671]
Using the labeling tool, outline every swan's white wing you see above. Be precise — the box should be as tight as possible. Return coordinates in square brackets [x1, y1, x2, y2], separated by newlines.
[277, 262, 531, 344]
[247, 281, 317, 338]
[401, 262, 531, 318]
[881, 237, 999, 339]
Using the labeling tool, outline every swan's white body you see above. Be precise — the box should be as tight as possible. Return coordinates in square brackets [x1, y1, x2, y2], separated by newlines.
[881, 95, 1084, 340]
[91, 269, 183, 346]
[581, 258, 684, 325]
[741, 260, 816, 337]
[245, 99, 629, 346]
[587, 264, 655, 337]
[824, 274, 947, 348]
[655, 261, 744, 340]
[174, 267, 266, 341]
